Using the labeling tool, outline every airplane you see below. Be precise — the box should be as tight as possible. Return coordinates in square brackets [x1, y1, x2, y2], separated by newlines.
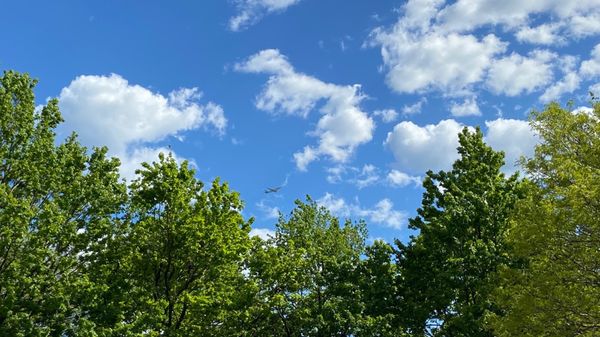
[264, 174, 289, 194]
[264, 186, 282, 194]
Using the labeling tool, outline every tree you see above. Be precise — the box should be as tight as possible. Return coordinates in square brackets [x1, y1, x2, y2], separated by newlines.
[245, 197, 367, 336]
[356, 240, 399, 337]
[395, 128, 524, 336]
[0, 71, 127, 336]
[103, 153, 253, 336]
[489, 102, 600, 337]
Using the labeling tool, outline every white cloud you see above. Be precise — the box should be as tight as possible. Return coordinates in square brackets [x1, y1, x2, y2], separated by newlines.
[486, 50, 556, 96]
[317, 193, 407, 229]
[58, 74, 225, 179]
[325, 165, 347, 184]
[450, 97, 481, 117]
[484, 119, 538, 172]
[387, 169, 421, 187]
[370, 27, 506, 94]
[401, 98, 427, 115]
[572, 106, 595, 116]
[569, 11, 600, 38]
[229, 0, 302, 31]
[385, 119, 465, 173]
[368, 0, 600, 98]
[362, 199, 406, 230]
[256, 200, 281, 219]
[325, 164, 382, 189]
[385, 117, 536, 174]
[435, 0, 600, 36]
[236, 49, 375, 170]
[317, 193, 352, 216]
[515, 23, 564, 45]
[590, 83, 600, 95]
[540, 72, 580, 103]
[249, 227, 276, 240]
[373, 109, 399, 123]
[580, 43, 600, 79]
[118, 146, 180, 182]
[293, 146, 319, 171]
[354, 164, 381, 189]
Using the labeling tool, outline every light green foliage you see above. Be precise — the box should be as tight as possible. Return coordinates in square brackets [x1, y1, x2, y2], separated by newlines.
[0, 71, 127, 336]
[245, 197, 367, 336]
[114, 154, 252, 336]
[396, 128, 524, 337]
[489, 102, 600, 337]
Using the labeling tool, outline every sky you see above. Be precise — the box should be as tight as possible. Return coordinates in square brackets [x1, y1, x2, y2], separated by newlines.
[1, 0, 599, 244]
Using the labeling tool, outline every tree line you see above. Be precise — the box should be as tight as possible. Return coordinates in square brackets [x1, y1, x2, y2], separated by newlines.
[1, 71, 598, 336]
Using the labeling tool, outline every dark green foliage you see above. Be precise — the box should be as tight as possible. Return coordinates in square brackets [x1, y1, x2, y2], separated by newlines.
[395, 128, 524, 337]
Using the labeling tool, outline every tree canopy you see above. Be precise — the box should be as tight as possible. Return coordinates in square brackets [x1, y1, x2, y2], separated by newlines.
[1, 70, 598, 336]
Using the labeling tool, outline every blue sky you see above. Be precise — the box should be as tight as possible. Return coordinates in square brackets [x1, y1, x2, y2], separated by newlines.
[2, 0, 599, 243]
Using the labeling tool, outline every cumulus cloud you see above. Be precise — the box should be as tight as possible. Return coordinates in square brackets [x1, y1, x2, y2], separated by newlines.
[387, 170, 422, 187]
[59, 74, 226, 180]
[325, 164, 381, 189]
[236, 49, 375, 171]
[515, 23, 564, 45]
[401, 98, 427, 115]
[370, 27, 505, 94]
[450, 97, 481, 117]
[435, 0, 600, 37]
[590, 83, 600, 95]
[385, 119, 465, 173]
[385, 117, 537, 175]
[249, 227, 276, 240]
[484, 119, 538, 171]
[580, 43, 600, 79]
[118, 146, 190, 182]
[540, 72, 581, 103]
[368, 0, 600, 99]
[373, 109, 399, 123]
[325, 164, 420, 189]
[486, 50, 556, 96]
[317, 193, 407, 230]
[229, 0, 302, 31]
[352, 164, 380, 189]
[256, 200, 281, 219]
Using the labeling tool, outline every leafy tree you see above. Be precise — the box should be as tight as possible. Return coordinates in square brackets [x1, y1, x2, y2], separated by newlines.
[245, 197, 367, 336]
[356, 240, 399, 336]
[489, 102, 600, 337]
[0, 71, 127, 336]
[395, 128, 524, 336]
[105, 154, 253, 336]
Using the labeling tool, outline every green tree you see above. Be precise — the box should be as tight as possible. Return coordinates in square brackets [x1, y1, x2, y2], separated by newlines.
[396, 128, 524, 336]
[356, 240, 398, 336]
[105, 154, 252, 336]
[0, 71, 127, 336]
[489, 102, 600, 337]
[245, 197, 367, 336]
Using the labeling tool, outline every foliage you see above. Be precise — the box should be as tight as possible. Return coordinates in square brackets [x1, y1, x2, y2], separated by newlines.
[489, 102, 600, 337]
[2, 70, 598, 337]
[395, 128, 524, 337]
[244, 197, 367, 336]
[356, 240, 399, 336]
[0, 71, 127, 336]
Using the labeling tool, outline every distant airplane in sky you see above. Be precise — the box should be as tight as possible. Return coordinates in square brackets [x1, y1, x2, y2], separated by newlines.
[264, 174, 289, 194]
[264, 186, 282, 194]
